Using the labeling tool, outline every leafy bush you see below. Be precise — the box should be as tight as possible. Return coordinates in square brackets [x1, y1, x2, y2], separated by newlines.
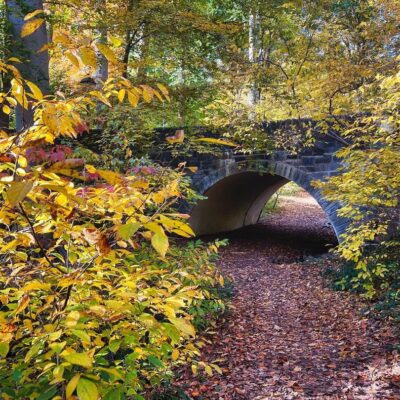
[315, 66, 400, 299]
[0, 61, 226, 399]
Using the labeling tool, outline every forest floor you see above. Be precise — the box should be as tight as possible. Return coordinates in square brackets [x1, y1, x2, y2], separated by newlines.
[176, 190, 400, 400]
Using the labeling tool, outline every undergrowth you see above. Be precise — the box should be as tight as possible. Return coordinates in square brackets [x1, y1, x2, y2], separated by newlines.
[323, 251, 400, 328]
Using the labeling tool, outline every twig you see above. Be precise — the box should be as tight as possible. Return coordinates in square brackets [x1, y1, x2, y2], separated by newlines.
[19, 203, 64, 273]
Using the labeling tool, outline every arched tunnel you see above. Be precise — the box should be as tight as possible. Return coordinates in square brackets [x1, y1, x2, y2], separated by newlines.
[189, 170, 347, 241]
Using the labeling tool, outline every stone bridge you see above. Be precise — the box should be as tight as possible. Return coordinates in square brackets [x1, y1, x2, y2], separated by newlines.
[165, 120, 350, 241]
[81, 119, 351, 241]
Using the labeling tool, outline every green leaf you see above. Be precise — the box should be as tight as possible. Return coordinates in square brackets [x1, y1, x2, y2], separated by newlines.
[108, 339, 122, 354]
[61, 351, 92, 368]
[98, 367, 124, 380]
[6, 181, 33, 207]
[118, 222, 141, 240]
[148, 355, 164, 368]
[77, 378, 99, 400]
[24, 342, 43, 363]
[72, 329, 91, 344]
[0, 342, 9, 358]
[104, 388, 123, 400]
[37, 387, 57, 400]
[151, 232, 169, 257]
[162, 323, 180, 343]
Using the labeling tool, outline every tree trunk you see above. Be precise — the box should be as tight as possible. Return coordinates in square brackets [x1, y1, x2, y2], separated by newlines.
[6, 0, 49, 131]
[94, 0, 108, 87]
[122, 0, 135, 78]
[136, 21, 149, 82]
[248, 11, 259, 111]
[0, 4, 12, 129]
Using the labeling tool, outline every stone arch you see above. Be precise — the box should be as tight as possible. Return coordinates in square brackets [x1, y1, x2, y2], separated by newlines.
[189, 159, 349, 241]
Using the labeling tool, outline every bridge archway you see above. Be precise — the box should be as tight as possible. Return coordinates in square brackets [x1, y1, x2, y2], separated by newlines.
[189, 160, 349, 241]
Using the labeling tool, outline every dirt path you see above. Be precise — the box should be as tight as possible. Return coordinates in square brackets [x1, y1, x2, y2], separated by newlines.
[177, 193, 400, 400]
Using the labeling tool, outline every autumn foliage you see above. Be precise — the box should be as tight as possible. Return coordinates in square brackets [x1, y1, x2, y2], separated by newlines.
[316, 65, 400, 298]
[0, 52, 226, 400]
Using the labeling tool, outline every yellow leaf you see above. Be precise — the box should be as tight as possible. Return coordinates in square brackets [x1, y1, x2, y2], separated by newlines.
[26, 81, 43, 100]
[204, 364, 213, 376]
[24, 341, 42, 362]
[24, 9, 45, 21]
[11, 79, 29, 109]
[50, 159, 85, 170]
[169, 317, 195, 337]
[117, 89, 126, 102]
[66, 374, 80, 399]
[53, 32, 72, 46]
[72, 329, 91, 344]
[196, 137, 237, 147]
[6, 96, 18, 106]
[37, 43, 50, 53]
[97, 367, 124, 379]
[2, 105, 11, 115]
[7, 57, 21, 64]
[15, 294, 30, 315]
[21, 281, 51, 292]
[49, 341, 66, 354]
[77, 378, 99, 400]
[79, 47, 97, 68]
[171, 349, 180, 361]
[160, 216, 194, 237]
[145, 222, 164, 236]
[127, 91, 139, 107]
[109, 36, 123, 47]
[141, 85, 154, 103]
[65, 310, 80, 327]
[61, 351, 92, 369]
[95, 43, 118, 64]
[18, 156, 28, 168]
[6, 181, 33, 207]
[89, 91, 112, 107]
[97, 169, 123, 185]
[65, 51, 80, 68]
[167, 129, 185, 144]
[53, 365, 64, 379]
[151, 233, 169, 257]
[85, 164, 97, 173]
[212, 363, 223, 374]
[21, 18, 45, 38]
[156, 83, 170, 100]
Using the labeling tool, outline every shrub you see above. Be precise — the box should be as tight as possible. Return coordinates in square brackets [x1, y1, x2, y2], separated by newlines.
[0, 61, 226, 399]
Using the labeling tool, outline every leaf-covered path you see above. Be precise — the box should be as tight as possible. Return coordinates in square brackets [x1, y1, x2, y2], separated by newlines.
[178, 192, 400, 399]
